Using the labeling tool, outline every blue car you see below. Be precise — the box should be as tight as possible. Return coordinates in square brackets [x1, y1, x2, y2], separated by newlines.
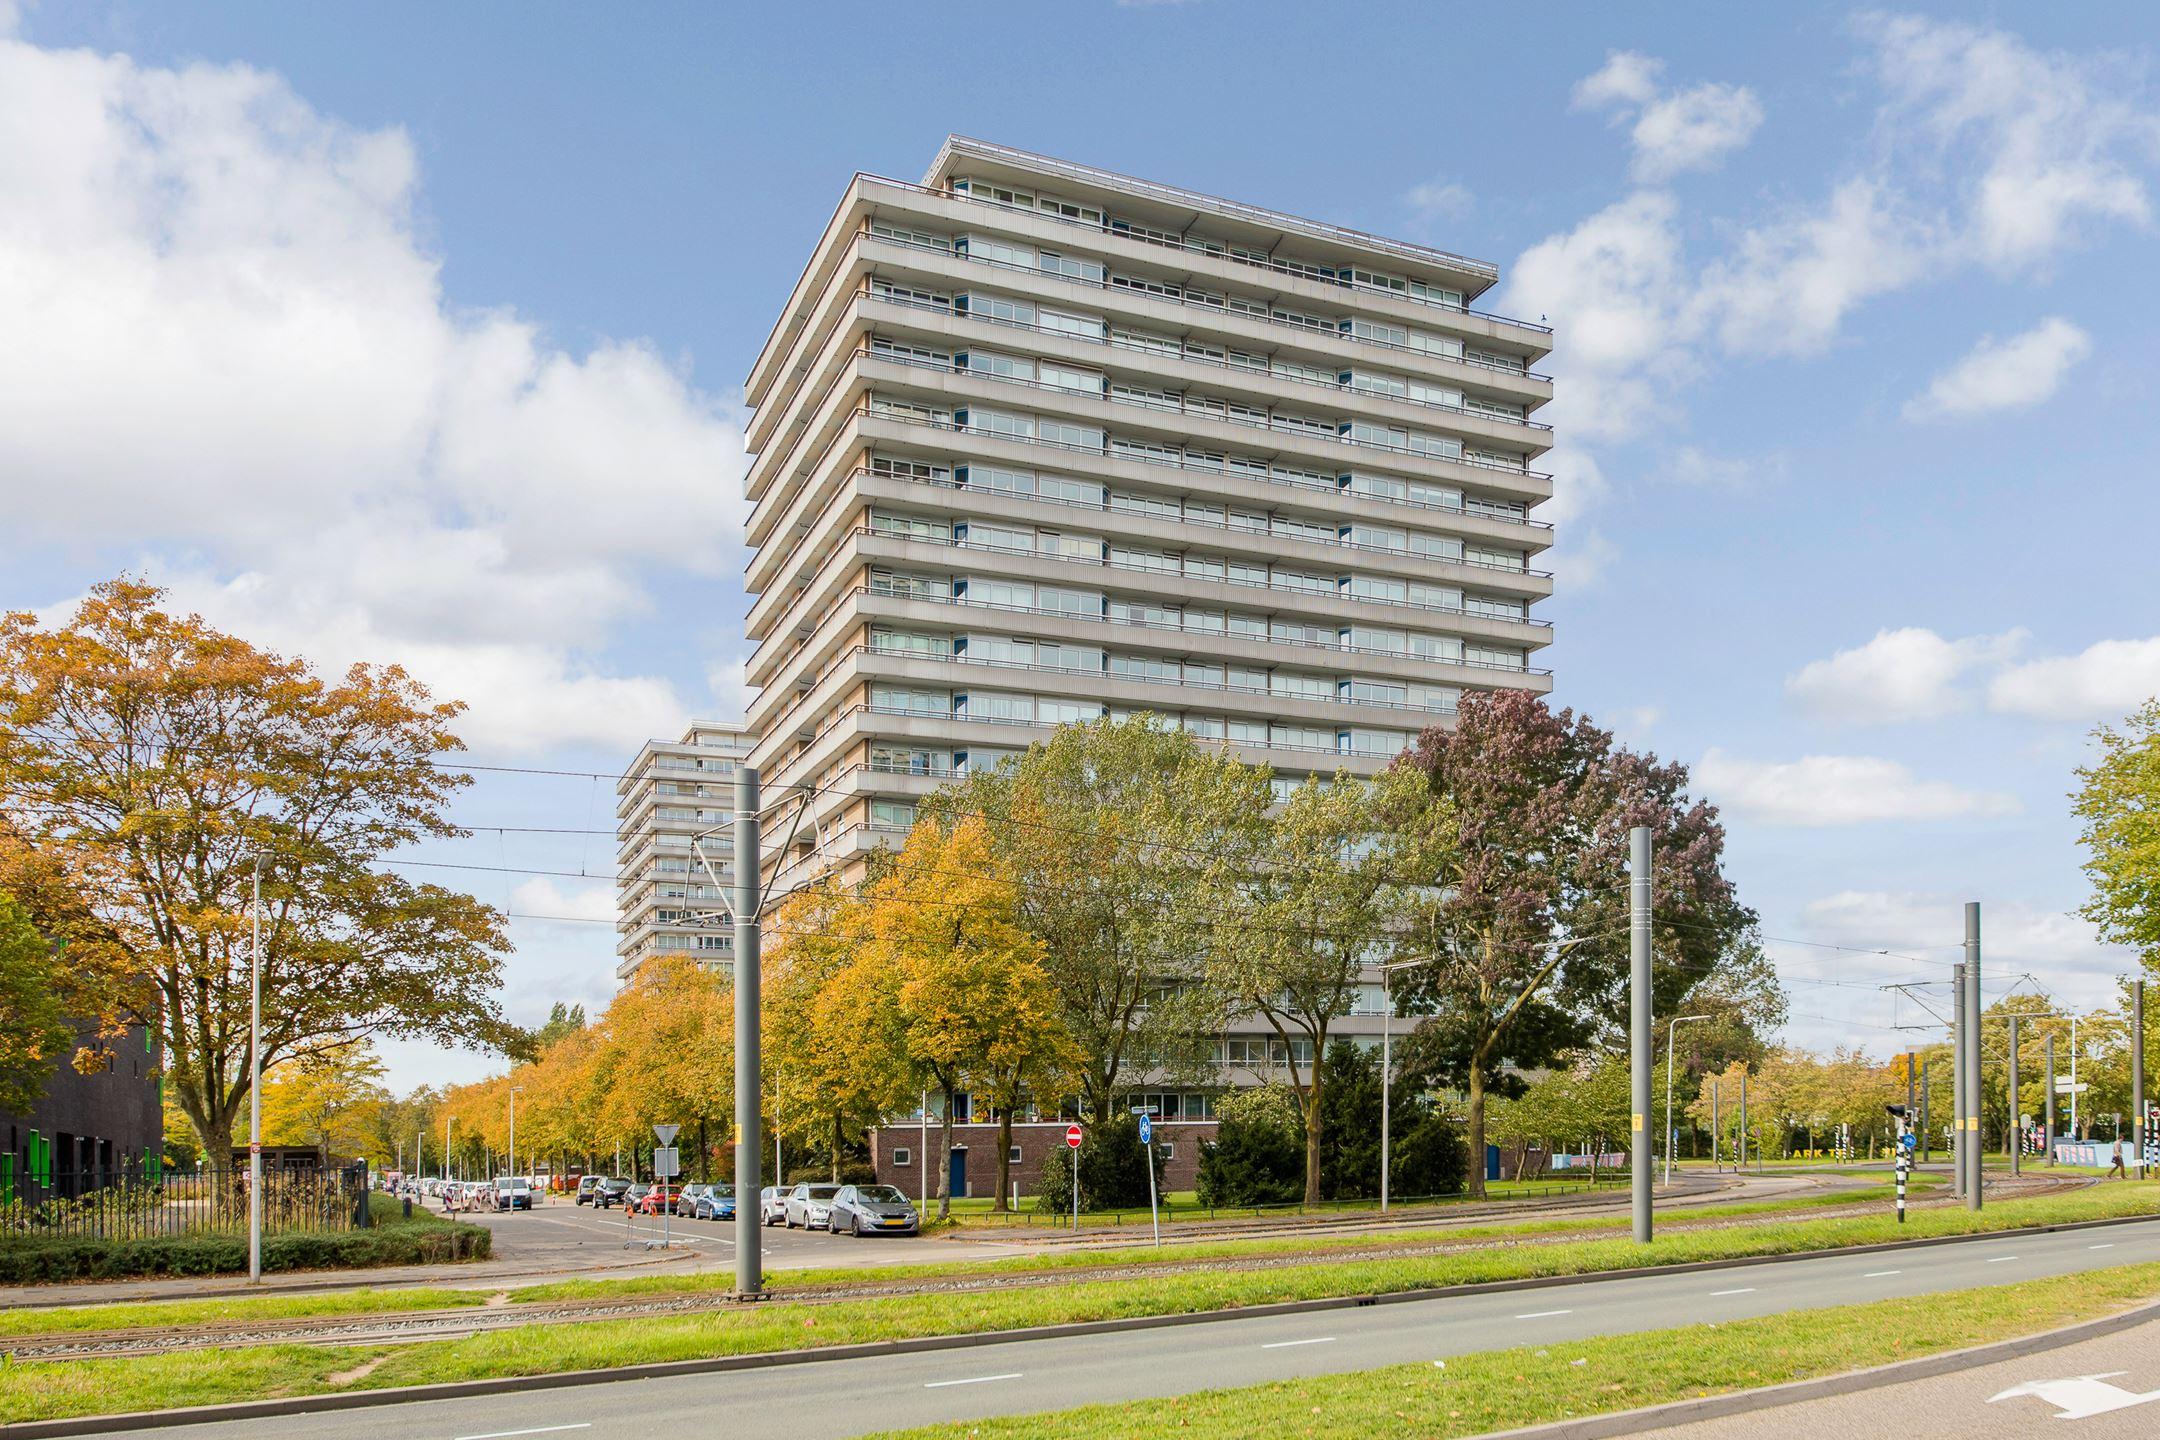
[691, 1182, 737, 1221]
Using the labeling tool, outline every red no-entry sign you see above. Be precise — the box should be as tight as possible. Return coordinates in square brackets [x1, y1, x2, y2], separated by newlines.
[1065, 1124, 1083, 1149]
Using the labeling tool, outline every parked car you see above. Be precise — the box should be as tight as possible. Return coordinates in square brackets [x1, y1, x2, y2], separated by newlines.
[575, 1176, 602, 1206]
[692, 1183, 736, 1221]
[784, 1182, 843, 1229]
[634, 1183, 681, 1216]
[493, 1176, 534, 1211]
[759, 1186, 787, 1226]
[827, 1184, 920, 1237]
[675, 1182, 713, 1217]
[594, 1177, 632, 1209]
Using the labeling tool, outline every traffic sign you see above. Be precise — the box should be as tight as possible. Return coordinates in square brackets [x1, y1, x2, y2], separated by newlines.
[1138, 1114, 1152, 1146]
[1065, 1124, 1083, 1149]
[653, 1123, 681, 1145]
[653, 1146, 680, 1178]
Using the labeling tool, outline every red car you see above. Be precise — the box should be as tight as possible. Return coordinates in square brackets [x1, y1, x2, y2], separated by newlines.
[634, 1184, 682, 1216]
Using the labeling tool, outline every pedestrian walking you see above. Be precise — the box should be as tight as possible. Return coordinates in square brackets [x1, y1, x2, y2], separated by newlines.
[2108, 1137, 2127, 1179]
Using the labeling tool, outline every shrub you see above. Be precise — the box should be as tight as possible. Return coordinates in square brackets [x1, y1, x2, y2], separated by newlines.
[1392, 1111, 1468, 1197]
[1032, 1112, 1167, 1213]
[0, 1219, 490, 1284]
[1196, 1084, 1305, 1208]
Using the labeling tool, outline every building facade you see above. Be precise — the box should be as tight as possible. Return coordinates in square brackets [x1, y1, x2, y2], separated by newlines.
[3, 1023, 164, 1200]
[614, 721, 752, 982]
[737, 136, 1556, 1134]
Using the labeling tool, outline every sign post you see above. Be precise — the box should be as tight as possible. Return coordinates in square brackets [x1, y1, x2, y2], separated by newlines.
[1065, 1124, 1083, 1233]
[653, 1124, 681, 1252]
[1887, 1104, 1913, 1223]
[1138, 1112, 1159, 1248]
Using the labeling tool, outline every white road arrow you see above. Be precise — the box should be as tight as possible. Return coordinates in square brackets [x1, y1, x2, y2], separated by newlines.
[1987, 1373, 2160, 1420]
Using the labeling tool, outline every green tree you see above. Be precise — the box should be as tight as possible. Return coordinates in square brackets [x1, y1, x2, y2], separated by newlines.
[1391, 691, 1759, 1197]
[926, 716, 1251, 1123]
[0, 892, 72, 1114]
[2075, 699, 2160, 967]
[0, 579, 516, 1155]
[1193, 1084, 1303, 1208]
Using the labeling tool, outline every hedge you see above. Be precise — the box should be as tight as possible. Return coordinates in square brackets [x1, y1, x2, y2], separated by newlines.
[0, 1218, 490, 1284]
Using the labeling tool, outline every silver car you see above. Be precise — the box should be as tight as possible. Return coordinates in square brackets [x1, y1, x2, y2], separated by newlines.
[783, 1182, 842, 1229]
[759, 1186, 788, 1225]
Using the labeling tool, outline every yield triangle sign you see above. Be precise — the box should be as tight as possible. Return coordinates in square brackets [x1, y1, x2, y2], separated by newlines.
[653, 1123, 681, 1145]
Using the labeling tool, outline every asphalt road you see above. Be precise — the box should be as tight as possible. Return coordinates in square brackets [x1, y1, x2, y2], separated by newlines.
[145, 1216, 2160, 1440]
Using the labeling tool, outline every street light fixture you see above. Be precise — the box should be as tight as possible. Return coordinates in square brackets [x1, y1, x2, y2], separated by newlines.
[1663, 1015, 1710, 1186]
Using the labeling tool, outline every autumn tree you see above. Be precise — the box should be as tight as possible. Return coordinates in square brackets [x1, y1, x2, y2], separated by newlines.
[765, 880, 909, 1182]
[0, 891, 72, 1114]
[260, 1043, 392, 1163]
[866, 816, 1073, 1221]
[1390, 690, 1759, 1197]
[0, 580, 517, 1156]
[925, 716, 1251, 1124]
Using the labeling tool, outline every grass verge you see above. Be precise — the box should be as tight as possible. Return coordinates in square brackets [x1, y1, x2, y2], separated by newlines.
[862, 1263, 2160, 1439]
[0, 1183, 2153, 1423]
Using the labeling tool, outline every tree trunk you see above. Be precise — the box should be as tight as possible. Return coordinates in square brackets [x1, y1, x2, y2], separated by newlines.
[1302, 1054, 1325, 1206]
[1465, 1056, 1489, 1200]
[995, 1106, 1013, 1212]
[935, 1081, 955, 1222]
[831, 1112, 843, 1184]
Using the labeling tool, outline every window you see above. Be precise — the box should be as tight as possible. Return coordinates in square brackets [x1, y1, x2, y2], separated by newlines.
[869, 221, 949, 251]
[870, 336, 949, 367]
[961, 292, 1035, 326]
[961, 406, 1035, 441]
[960, 349, 1034, 381]
[891, 1147, 911, 1168]
[960, 464, 1035, 496]
[1009, 1146, 1023, 1163]
[1039, 698, 1105, 725]
[961, 521, 1035, 553]
[1039, 473, 1106, 506]
[870, 800, 917, 830]
[870, 513, 951, 542]
[1039, 417, 1104, 449]
[1039, 307, 1105, 339]
[1037, 585, 1103, 617]
[959, 235, 1035, 267]
[869, 629, 947, 657]
[1467, 544, 1526, 572]
[1038, 531, 1103, 560]
[960, 691, 1034, 722]
[1039, 361, 1104, 394]
[1038, 249, 1105, 283]
[869, 686, 948, 716]
[963, 577, 1035, 609]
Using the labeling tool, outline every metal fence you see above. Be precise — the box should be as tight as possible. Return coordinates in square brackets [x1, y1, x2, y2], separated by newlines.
[0, 1160, 369, 1243]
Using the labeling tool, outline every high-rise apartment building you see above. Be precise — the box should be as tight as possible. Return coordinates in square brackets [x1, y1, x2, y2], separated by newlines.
[613, 721, 751, 982]
[741, 137, 1554, 905]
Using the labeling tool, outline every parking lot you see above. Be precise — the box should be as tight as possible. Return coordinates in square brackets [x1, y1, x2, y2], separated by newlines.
[443, 1190, 1041, 1278]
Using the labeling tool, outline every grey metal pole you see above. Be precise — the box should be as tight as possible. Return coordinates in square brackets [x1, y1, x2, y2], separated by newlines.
[248, 859, 263, 1284]
[1964, 904, 1982, 1211]
[1951, 963, 1966, 1198]
[733, 765, 763, 1295]
[2135, 981, 2147, 1180]
[1711, 1076, 1720, 1174]
[1738, 1068, 1748, 1174]
[1919, 1059, 1930, 1165]
[1664, 1022, 1676, 1187]
[1380, 968, 1391, 1214]
[1906, 1051, 1916, 1148]
[1629, 826, 1653, 1244]
[2008, 1016, 2020, 1177]
[2044, 1032, 2057, 1165]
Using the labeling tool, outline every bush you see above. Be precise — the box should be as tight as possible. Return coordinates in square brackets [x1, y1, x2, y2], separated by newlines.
[1032, 1112, 1168, 1214]
[0, 1216, 491, 1284]
[1392, 1111, 1468, 1198]
[1196, 1084, 1305, 1208]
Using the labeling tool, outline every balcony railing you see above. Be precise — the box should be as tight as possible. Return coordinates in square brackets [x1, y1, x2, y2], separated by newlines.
[866, 172, 1554, 339]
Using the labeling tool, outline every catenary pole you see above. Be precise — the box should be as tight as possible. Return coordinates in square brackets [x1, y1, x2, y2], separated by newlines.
[1965, 904, 1982, 1210]
[1951, 962, 1966, 1199]
[1711, 1076, 1720, 1174]
[733, 765, 764, 1295]
[2135, 981, 2147, 1180]
[248, 858, 263, 1284]
[1738, 1068, 1749, 1173]
[2044, 1032, 2057, 1165]
[1381, 965, 1392, 1213]
[1629, 826, 1653, 1244]
[1919, 1058, 1931, 1165]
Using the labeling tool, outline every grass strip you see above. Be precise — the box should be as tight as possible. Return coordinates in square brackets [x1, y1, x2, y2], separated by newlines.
[0, 1287, 487, 1338]
[864, 1263, 2160, 1439]
[1, 1185, 2153, 1424]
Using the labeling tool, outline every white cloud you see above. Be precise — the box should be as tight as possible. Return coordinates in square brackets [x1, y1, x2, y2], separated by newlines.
[1858, 14, 2160, 272]
[1402, 177, 1473, 229]
[508, 877, 617, 925]
[1696, 748, 2020, 826]
[1787, 627, 2027, 725]
[1801, 890, 2129, 985]
[1655, 445, 1782, 491]
[0, 35, 747, 755]
[1988, 637, 2160, 721]
[1572, 51, 1763, 181]
[1903, 317, 2091, 421]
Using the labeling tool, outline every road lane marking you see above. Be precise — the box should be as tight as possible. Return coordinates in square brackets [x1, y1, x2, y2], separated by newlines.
[1863, 1270, 1901, 1277]
[1261, 1337, 1337, 1349]
[455, 1427, 592, 1440]
[1515, 1310, 1573, 1319]
[924, 1373, 1023, 1389]
[1986, 1256, 2020, 1263]
[1710, 1288, 1756, 1296]
[2090, 1243, 2117, 1250]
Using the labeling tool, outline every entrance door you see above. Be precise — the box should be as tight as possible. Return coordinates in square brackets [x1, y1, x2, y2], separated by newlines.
[948, 1146, 969, 1199]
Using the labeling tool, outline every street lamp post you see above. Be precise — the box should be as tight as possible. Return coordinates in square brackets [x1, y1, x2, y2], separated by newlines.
[1663, 1015, 1709, 1187]
[247, 856, 264, 1285]
[1377, 958, 1428, 1214]
[508, 1086, 524, 1185]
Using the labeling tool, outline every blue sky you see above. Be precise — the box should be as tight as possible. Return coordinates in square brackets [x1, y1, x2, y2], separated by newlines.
[5, 2, 2157, 1088]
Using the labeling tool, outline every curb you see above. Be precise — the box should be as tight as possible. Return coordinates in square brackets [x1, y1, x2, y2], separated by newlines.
[3, 1209, 2156, 1438]
[1477, 1295, 2160, 1439]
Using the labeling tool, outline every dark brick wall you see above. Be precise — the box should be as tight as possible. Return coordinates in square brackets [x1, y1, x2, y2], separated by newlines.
[870, 1119, 1216, 1203]
[2, 1023, 164, 1185]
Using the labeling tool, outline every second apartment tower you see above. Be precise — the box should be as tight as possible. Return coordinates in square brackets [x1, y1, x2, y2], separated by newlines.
[743, 138, 1556, 889]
